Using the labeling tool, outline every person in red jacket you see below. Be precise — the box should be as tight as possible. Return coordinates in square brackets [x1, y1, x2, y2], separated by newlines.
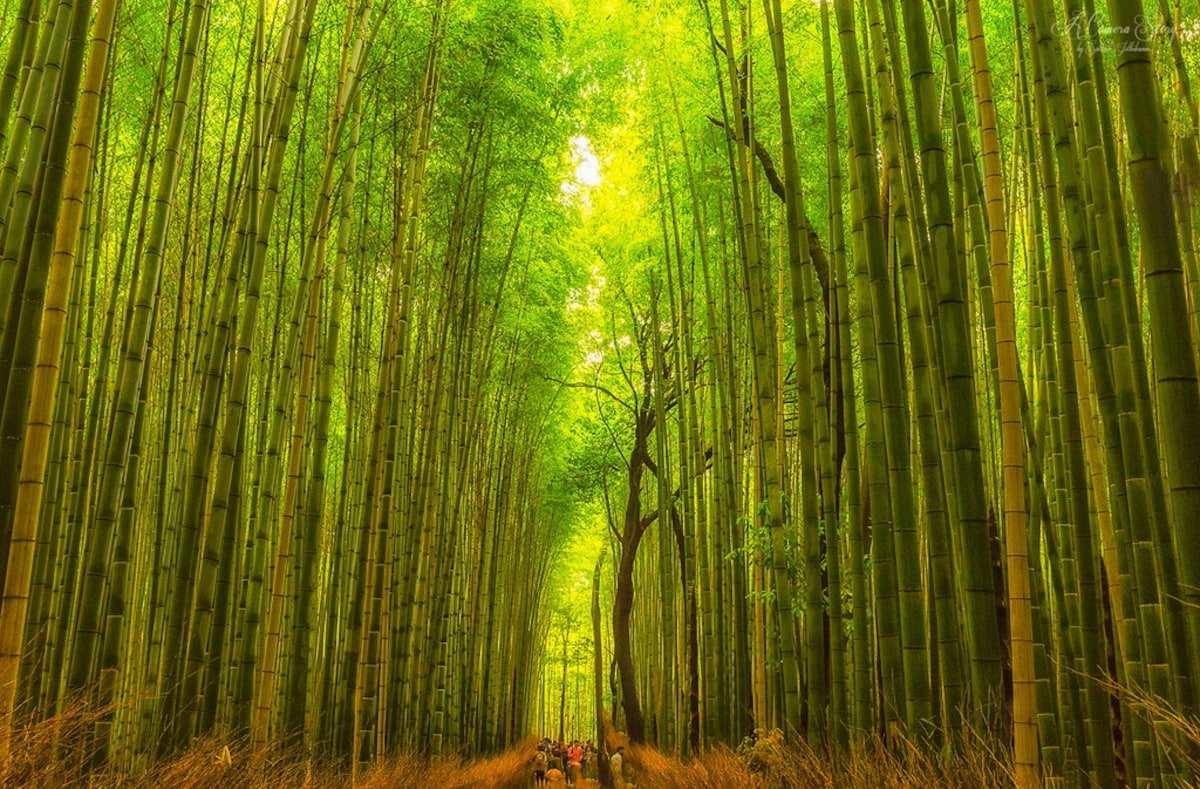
[566, 741, 584, 784]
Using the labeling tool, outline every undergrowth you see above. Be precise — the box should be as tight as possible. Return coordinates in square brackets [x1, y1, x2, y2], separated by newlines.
[602, 717, 1007, 789]
[2, 694, 1197, 787]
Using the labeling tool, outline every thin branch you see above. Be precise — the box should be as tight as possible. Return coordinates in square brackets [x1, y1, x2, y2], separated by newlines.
[706, 115, 831, 309]
[638, 509, 660, 533]
[643, 449, 659, 478]
[596, 388, 630, 474]
[619, 284, 648, 405]
[601, 462, 623, 545]
[544, 375, 635, 416]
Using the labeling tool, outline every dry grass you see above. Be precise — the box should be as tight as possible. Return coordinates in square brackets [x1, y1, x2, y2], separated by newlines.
[604, 717, 1009, 789]
[0, 720, 537, 789]
[5, 699, 1198, 787]
[1097, 674, 1200, 777]
[0, 700, 111, 788]
[351, 737, 537, 789]
[0, 718, 1005, 789]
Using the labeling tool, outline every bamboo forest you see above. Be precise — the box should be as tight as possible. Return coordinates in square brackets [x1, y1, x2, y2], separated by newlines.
[2, 0, 1200, 786]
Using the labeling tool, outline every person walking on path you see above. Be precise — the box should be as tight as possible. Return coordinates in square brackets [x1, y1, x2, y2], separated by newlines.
[551, 740, 565, 774]
[567, 741, 584, 785]
[609, 745, 626, 789]
[581, 740, 594, 778]
[532, 742, 548, 786]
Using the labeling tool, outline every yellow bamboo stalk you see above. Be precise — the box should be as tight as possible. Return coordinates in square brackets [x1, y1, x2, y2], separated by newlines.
[0, 0, 119, 757]
[964, 1, 1038, 784]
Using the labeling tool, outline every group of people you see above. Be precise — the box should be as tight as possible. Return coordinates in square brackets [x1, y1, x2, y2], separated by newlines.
[531, 738, 625, 786]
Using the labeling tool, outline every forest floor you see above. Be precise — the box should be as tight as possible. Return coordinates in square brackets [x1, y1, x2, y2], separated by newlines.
[2, 741, 1011, 788]
[3, 712, 1012, 788]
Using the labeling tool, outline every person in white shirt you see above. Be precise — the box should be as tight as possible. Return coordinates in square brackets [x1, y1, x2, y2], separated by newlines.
[609, 745, 626, 788]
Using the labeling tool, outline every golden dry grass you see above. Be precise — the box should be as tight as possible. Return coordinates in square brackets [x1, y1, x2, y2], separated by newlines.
[3, 699, 1196, 787]
[602, 715, 1008, 789]
[0, 716, 1006, 789]
[1, 722, 538, 789]
[0, 702, 538, 789]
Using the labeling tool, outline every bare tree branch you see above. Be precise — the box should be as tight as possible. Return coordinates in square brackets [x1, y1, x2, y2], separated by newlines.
[544, 375, 636, 416]
[596, 387, 630, 474]
[601, 460, 624, 543]
[706, 114, 831, 311]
